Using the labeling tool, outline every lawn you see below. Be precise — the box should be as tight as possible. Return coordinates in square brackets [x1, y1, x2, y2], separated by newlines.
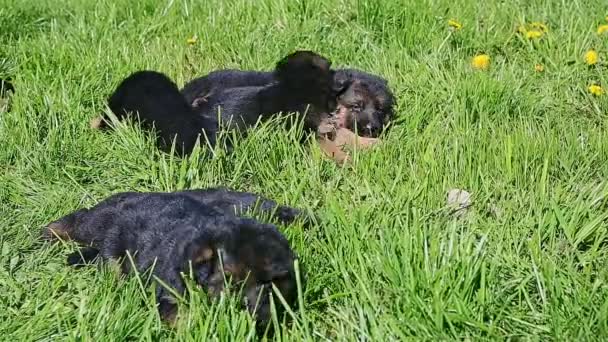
[2, 0, 608, 340]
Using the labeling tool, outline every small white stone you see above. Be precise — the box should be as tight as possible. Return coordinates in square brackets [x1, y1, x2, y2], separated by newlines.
[446, 188, 472, 217]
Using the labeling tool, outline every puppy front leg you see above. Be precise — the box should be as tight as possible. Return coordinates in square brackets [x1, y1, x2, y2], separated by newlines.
[317, 128, 380, 164]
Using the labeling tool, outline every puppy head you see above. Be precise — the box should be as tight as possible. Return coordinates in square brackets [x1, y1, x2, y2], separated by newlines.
[275, 50, 335, 111]
[187, 219, 298, 330]
[42, 209, 88, 241]
[332, 69, 395, 138]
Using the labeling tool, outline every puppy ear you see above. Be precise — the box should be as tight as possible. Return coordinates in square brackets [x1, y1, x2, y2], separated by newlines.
[332, 73, 350, 94]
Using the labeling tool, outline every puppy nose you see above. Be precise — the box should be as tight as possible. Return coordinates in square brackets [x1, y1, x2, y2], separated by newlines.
[365, 123, 381, 137]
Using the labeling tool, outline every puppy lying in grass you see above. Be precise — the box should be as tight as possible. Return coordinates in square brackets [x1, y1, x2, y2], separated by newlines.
[42, 188, 307, 332]
[182, 67, 395, 139]
[94, 51, 393, 163]
[94, 51, 334, 156]
[182, 64, 394, 163]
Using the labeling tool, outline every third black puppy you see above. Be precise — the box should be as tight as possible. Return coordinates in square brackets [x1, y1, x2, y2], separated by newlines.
[43, 188, 306, 332]
[96, 51, 334, 155]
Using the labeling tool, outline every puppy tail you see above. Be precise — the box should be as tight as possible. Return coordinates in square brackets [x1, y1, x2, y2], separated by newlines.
[272, 205, 318, 228]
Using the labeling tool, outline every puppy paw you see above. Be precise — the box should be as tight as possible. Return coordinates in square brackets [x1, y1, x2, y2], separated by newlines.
[89, 115, 105, 129]
[158, 297, 179, 325]
[67, 247, 100, 267]
[333, 128, 380, 149]
[317, 117, 337, 139]
[273, 206, 318, 228]
[318, 137, 350, 165]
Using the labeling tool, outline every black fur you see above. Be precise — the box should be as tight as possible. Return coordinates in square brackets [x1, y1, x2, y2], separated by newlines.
[43, 188, 307, 330]
[104, 71, 216, 155]
[181, 70, 274, 107]
[100, 51, 334, 155]
[332, 69, 395, 137]
[182, 68, 395, 138]
[0, 78, 14, 94]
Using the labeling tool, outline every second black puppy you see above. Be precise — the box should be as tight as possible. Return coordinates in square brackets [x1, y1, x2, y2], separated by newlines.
[95, 51, 334, 155]
[43, 188, 306, 331]
[182, 68, 395, 138]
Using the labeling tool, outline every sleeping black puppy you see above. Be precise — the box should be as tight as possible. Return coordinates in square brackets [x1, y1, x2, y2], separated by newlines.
[94, 50, 334, 155]
[94, 71, 214, 154]
[181, 68, 395, 138]
[42, 188, 306, 332]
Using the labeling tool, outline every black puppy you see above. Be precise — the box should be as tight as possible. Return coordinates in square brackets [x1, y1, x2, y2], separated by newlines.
[331, 69, 394, 137]
[94, 51, 334, 155]
[43, 188, 306, 331]
[0, 78, 14, 113]
[95, 71, 214, 154]
[182, 68, 395, 138]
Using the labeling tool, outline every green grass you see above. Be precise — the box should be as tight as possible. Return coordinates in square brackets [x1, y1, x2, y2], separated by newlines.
[1, 0, 608, 339]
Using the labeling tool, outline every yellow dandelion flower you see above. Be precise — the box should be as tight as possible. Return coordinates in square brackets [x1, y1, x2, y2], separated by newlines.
[187, 36, 198, 45]
[584, 49, 599, 65]
[530, 22, 548, 32]
[525, 30, 544, 39]
[534, 64, 544, 72]
[598, 24, 608, 35]
[588, 84, 604, 96]
[471, 54, 490, 70]
[517, 25, 527, 34]
[448, 19, 463, 30]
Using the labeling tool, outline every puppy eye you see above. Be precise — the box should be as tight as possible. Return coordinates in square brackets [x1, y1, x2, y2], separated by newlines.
[352, 103, 363, 111]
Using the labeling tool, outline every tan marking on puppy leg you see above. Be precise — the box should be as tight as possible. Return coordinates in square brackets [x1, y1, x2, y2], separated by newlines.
[192, 94, 210, 108]
[106, 258, 123, 276]
[317, 128, 381, 165]
[333, 128, 380, 149]
[44, 222, 72, 241]
[193, 247, 214, 264]
[161, 299, 179, 326]
[89, 116, 104, 129]
[333, 106, 349, 128]
[355, 135, 380, 148]
[318, 136, 350, 165]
